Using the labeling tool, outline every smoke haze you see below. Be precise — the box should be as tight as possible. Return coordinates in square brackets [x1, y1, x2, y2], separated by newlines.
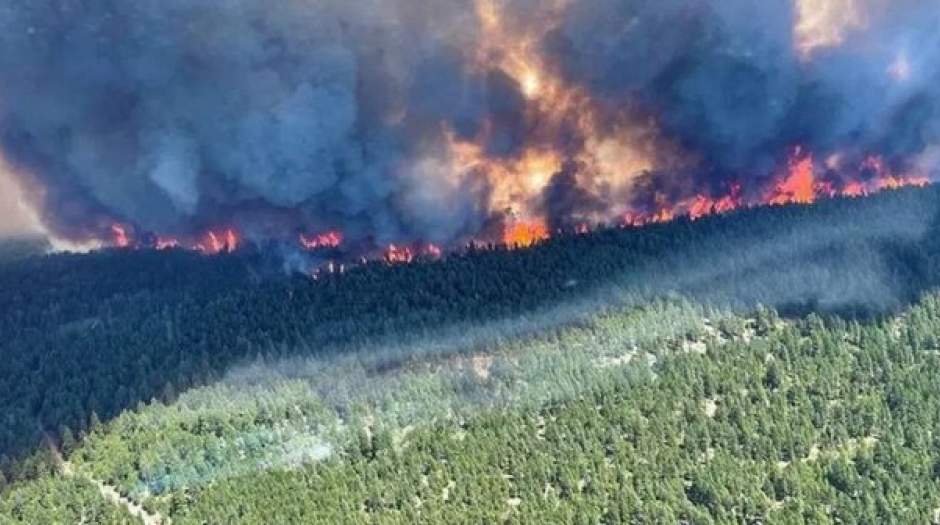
[0, 169, 41, 237]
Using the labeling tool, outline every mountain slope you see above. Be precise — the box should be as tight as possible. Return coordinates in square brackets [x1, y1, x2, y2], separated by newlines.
[3, 187, 940, 522]
[7, 295, 940, 523]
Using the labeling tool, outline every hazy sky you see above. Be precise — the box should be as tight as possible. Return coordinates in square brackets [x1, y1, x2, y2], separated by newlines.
[0, 168, 41, 237]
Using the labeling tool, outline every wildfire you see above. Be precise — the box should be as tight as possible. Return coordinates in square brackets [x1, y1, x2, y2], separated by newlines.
[686, 186, 743, 220]
[857, 155, 930, 193]
[613, 148, 931, 229]
[503, 220, 550, 247]
[156, 236, 180, 250]
[455, 0, 656, 225]
[434, 0, 915, 240]
[383, 243, 444, 264]
[196, 229, 239, 255]
[42, 0, 930, 273]
[110, 224, 131, 248]
[300, 231, 344, 250]
[108, 224, 238, 254]
[448, 137, 564, 221]
[101, 146, 930, 269]
[769, 148, 818, 205]
[425, 243, 444, 259]
[473, 0, 568, 99]
[385, 244, 414, 264]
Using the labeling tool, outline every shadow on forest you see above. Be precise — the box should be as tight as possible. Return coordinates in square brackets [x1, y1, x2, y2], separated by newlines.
[3, 185, 940, 482]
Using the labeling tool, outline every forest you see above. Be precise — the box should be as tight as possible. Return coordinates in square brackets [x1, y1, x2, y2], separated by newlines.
[3, 186, 940, 523]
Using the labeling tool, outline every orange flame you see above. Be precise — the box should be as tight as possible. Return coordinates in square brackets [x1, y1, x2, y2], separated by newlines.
[685, 185, 743, 220]
[196, 228, 239, 255]
[100, 144, 931, 267]
[842, 181, 866, 197]
[860, 155, 930, 192]
[503, 220, 550, 247]
[382, 242, 446, 264]
[769, 148, 817, 205]
[110, 224, 131, 248]
[614, 148, 930, 230]
[385, 244, 414, 264]
[446, 0, 658, 226]
[300, 231, 344, 250]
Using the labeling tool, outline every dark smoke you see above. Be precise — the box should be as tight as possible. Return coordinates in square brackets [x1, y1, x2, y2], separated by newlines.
[546, 0, 940, 187]
[0, 0, 494, 244]
[543, 160, 604, 230]
[0, 0, 939, 246]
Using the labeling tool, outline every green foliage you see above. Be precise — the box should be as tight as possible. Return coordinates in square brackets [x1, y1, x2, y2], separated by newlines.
[147, 298, 940, 524]
[0, 475, 142, 524]
[0, 237, 50, 265]
[3, 187, 940, 522]
[7, 293, 940, 523]
[2, 186, 939, 474]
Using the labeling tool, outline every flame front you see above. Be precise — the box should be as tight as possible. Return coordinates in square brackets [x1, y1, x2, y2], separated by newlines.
[769, 148, 818, 205]
[300, 231, 344, 251]
[196, 229, 239, 255]
[503, 220, 550, 247]
[6, 0, 936, 262]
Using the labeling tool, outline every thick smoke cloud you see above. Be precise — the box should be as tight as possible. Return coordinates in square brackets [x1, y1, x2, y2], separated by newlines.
[0, 0, 492, 243]
[546, 0, 940, 189]
[1, 0, 939, 246]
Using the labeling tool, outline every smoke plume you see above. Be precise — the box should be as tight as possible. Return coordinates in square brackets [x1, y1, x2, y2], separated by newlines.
[0, 169, 42, 237]
[0, 0, 938, 249]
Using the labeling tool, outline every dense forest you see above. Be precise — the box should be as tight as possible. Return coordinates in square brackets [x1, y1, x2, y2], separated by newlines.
[3, 187, 940, 522]
[0, 236, 50, 264]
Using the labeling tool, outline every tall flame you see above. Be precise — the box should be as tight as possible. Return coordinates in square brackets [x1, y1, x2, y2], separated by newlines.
[451, 0, 658, 232]
[4, 0, 937, 265]
[503, 220, 550, 247]
[85, 0, 932, 266]
[110, 224, 131, 248]
[196, 229, 240, 255]
[769, 148, 818, 205]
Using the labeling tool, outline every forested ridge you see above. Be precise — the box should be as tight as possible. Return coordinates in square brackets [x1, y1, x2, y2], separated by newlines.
[3, 187, 940, 523]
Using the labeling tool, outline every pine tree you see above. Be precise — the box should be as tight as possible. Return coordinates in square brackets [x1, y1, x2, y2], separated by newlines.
[58, 425, 75, 455]
[89, 411, 102, 434]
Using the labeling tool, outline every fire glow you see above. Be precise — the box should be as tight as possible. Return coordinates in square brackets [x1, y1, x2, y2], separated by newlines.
[614, 149, 930, 230]
[381, 243, 443, 265]
[300, 231, 344, 251]
[5, 0, 937, 263]
[108, 147, 929, 260]
[110, 227, 240, 255]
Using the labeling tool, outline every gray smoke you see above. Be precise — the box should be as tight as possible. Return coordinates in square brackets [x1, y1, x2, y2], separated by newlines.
[1, 0, 939, 245]
[0, 0, 493, 243]
[546, 0, 940, 190]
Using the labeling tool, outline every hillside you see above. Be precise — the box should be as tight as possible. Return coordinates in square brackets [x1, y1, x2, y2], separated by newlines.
[3, 187, 940, 523]
[0, 237, 50, 264]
